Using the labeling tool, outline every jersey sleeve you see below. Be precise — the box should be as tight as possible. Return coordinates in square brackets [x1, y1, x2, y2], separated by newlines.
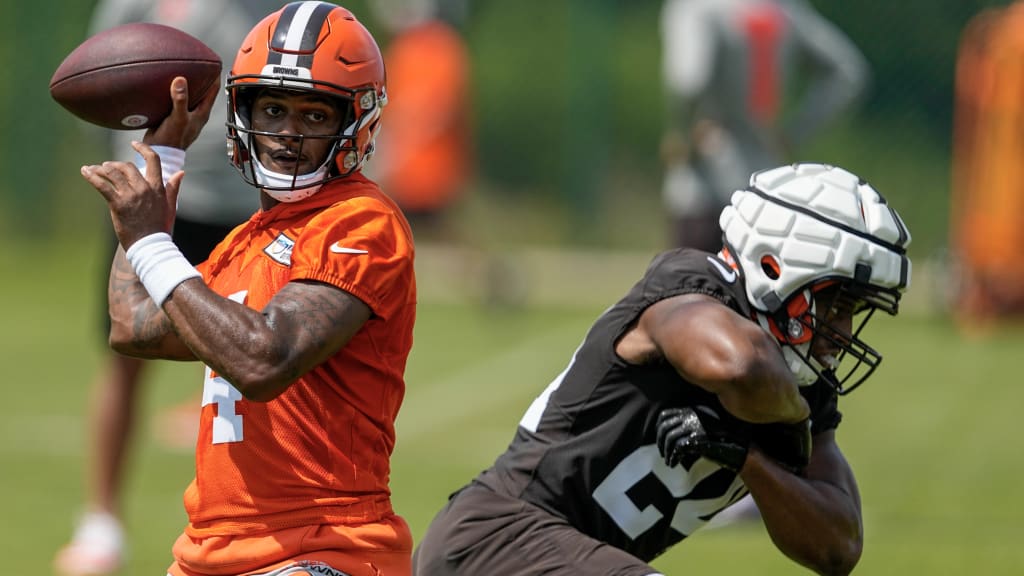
[639, 248, 752, 317]
[287, 196, 414, 318]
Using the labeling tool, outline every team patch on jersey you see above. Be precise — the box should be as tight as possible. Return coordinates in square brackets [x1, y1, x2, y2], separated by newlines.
[264, 232, 295, 265]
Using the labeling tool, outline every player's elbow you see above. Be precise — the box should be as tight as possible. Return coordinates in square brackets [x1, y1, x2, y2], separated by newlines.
[814, 540, 862, 576]
[108, 334, 134, 356]
[107, 317, 157, 358]
[108, 325, 130, 353]
[107, 310, 131, 348]
[225, 362, 295, 402]
[238, 384, 288, 402]
[799, 529, 862, 576]
[231, 376, 291, 402]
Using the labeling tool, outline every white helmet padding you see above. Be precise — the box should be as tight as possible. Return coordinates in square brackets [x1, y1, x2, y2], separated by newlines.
[720, 163, 911, 314]
[719, 163, 912, 394]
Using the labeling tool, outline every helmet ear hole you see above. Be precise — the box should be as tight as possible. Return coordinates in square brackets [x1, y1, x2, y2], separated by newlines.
[761, 255, 781, 280]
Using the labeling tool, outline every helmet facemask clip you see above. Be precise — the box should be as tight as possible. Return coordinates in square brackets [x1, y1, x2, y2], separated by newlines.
[775, 279, 891, 395]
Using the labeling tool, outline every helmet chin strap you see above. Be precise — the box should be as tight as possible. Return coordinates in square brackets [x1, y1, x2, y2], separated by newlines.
[253, 157, 328, 203]
[780, 344, 820, 386]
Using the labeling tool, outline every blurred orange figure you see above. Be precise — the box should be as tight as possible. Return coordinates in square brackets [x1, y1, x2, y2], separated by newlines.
[951, 3, 1024, 326]
[371, 8, 473, 239]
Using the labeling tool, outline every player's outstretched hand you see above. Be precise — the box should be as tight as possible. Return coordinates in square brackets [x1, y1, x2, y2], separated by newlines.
[144, 75, 216, 151]
[656, 407, 748, 471]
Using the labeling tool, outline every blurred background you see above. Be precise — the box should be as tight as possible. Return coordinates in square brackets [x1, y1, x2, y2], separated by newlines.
[3, 0, 1024, 574]
[3, 0, 994, 255]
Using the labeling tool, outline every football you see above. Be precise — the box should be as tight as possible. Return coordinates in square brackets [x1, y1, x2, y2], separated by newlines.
[49, 22, 222, 130]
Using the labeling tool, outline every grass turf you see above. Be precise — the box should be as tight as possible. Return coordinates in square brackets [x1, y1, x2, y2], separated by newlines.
[3, 236, 1023, 575]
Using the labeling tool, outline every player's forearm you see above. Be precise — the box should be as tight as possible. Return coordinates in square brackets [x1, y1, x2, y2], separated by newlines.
[161, 284, 301, 402]
[741, 449, 863, 575]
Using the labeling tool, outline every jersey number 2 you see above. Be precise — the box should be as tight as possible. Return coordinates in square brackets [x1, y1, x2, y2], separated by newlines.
[520, 350, 745, 540]
[593, 446, 745, 539]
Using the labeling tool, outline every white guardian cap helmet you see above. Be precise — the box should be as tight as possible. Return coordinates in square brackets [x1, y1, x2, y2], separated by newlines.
[719, 163, 912, 394]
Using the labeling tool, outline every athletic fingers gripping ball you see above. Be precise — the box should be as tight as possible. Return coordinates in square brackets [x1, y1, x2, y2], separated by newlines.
[50, 22, 221, 130]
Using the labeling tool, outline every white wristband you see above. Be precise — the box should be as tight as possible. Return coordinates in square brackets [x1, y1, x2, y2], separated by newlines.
[124, 232, 202, 307]
[133, 145, 186, 187]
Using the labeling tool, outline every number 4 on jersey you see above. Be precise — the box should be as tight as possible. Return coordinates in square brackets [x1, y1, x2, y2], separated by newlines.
[200, 290, 246, 444]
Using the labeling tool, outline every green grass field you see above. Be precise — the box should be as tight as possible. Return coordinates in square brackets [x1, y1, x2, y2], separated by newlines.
[3, 235, 1023, 575]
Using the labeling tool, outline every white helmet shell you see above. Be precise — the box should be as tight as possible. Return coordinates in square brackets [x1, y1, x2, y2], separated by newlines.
[720, 163, 912, 314]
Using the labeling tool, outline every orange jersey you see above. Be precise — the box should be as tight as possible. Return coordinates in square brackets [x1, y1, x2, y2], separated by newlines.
[950, 4, 1024, 320]
[372, 20, 472, 212]
[187, 173, 416, 537]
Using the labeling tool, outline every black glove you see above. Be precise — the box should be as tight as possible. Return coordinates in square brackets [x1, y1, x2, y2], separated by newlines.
[750, 419, 812, 474]
[656, 406, 749, 471]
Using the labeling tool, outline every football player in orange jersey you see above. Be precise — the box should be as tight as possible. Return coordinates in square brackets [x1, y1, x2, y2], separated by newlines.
[79, 3, 417, 575]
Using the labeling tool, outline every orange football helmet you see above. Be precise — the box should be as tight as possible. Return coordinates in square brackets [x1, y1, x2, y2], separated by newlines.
[225, 1, 387, 194]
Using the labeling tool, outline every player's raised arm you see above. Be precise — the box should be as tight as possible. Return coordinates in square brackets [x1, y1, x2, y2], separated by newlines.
[624, 292, 810, 424]
[81, 78, 214, 360]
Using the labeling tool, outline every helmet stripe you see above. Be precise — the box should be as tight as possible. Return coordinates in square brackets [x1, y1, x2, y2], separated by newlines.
[746, 185, 908, 255]
[268, 1, 334, 69]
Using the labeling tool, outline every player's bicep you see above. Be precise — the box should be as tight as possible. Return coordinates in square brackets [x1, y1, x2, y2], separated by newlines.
[263, 280, 371, 376]
[644, 294, 773, 390]
[644, 294, 807, 423]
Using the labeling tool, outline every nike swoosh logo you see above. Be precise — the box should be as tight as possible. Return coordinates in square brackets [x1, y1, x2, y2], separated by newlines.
[707, 255, 737, 283]
[330, 243, 368, 255]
